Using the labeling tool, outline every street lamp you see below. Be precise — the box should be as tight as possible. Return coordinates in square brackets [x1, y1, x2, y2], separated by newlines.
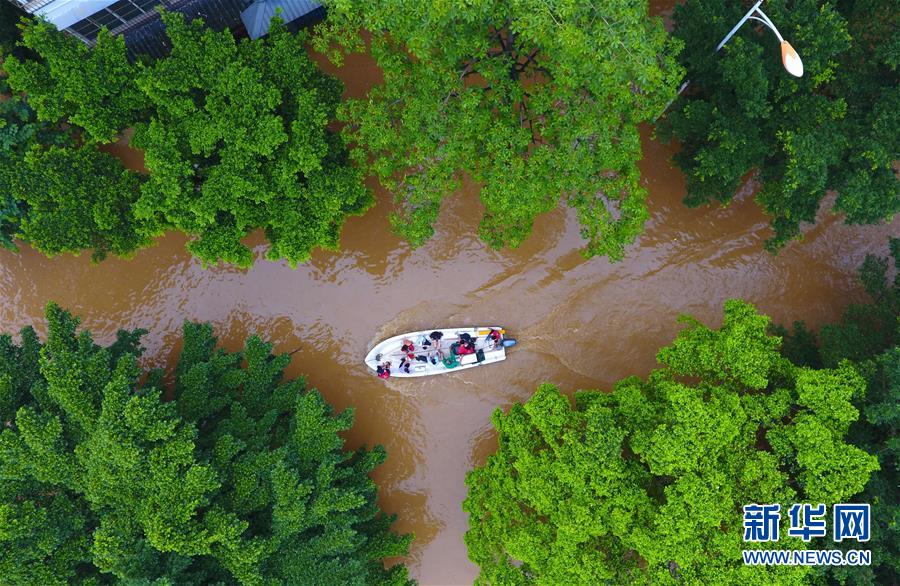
[717, 0, 803, 77]
[657, 0, 803, 119]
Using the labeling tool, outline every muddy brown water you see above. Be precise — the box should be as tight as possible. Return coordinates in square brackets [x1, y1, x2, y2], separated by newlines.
[2, 12, 898, 586]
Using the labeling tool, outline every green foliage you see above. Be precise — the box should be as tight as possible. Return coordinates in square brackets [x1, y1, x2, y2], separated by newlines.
[464, 300, 877, 584]
[0, 304, 411, 584]
[780, 239, 900, 369]
[660, 0, 899, 251]
[131, 13, 370, 268]
[818, 239, 899, 368]
[774, 241, 898, 585]
[769, 321, 822, 369]
[8, 144, 159, 261]
[0, 20, 156, 261]
[0, 2, 26, 58]
[824, 348, 900, 586]
[4, 18, 147, 143]
[656, 299, 781, 389]
[0, 96, 72, 251]
[316, 0, 683, 260]
[3, 14, 368, 267]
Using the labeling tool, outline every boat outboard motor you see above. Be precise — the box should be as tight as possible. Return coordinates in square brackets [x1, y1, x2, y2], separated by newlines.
[502, 338, 517, 348]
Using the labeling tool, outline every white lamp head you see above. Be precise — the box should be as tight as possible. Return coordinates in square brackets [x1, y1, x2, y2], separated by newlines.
[781, 41, 803, 77]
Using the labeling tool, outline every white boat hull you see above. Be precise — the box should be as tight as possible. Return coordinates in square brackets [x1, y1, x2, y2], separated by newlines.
[365, 327, 508, 378]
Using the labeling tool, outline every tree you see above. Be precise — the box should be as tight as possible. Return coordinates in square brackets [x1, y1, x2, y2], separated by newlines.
[823, 347, 900, 586]
[659, 0, 899, 251]
[818, 238, 899, 368]
[774, 238, 898, 369]
[773, 240, 898, 585]
[315, 0, 683, 260]
[0, 304, 411, 585]
[3, 14, 371, 268]
[4, 18, 147, 143]
[131, 12, 371, 267]
[0, 2, 26, 59]
[0, 94, 72, 251]
[10, 144, 159, 261]
[1, 22, 150, 261]
[464, 300, 878, 584]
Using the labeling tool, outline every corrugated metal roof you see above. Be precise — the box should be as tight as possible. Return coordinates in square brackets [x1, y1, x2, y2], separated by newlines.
[119, 0, 323, 59]
[241, 0, 322, 39]
[34, 0, 118, 29]
[121, 0, 251, 59]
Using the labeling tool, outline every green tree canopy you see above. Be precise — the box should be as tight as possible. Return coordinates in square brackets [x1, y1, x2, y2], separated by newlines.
[316, 0, 683, 259]
[10, 144, 159, 261]
[660, 0, 899, 251]
[0, 304, 411, 584]
[819, 346, 900, 586]
[773, 240, 898, 585]
[3, 13, 371, 268]
[775, 238, 898, 369]
[0, 95, 72, 251]
[0, 2, 26, 58]
[464, 299, 878, 584]
[818, 238, 899, 368]
[0, 94, 152, 261]
[131, 12, 371, 268]
[0, 18, 152, 261]
[4, 18, 147, 144]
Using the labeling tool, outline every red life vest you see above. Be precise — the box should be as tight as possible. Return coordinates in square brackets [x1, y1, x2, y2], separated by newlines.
[377, 368, 390, 379]
[457, 344, 475, 355]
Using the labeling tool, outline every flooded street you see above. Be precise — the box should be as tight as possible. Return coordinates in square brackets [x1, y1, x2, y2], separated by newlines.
[1, 11, 898, 586]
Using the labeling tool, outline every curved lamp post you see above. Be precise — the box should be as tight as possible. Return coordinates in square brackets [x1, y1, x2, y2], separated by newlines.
[717, 0, 803, 76]
[656, 0, 803, 119]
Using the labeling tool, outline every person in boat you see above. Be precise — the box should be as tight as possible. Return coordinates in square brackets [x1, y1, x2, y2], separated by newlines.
[456, 334, 477, 356]
[487, 329, 502, 348]
[377, 361, 391, 379]
[399, 338, 415, 373]
[423, 331, 444, 364]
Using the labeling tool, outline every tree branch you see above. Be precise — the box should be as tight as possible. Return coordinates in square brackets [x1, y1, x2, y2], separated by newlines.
[516, 49, 540, 73]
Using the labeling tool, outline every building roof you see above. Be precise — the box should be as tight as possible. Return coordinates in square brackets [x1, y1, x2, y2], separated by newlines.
[119, 0, 324, 59]
[241, 0, 322, 40]
[33, 0, 119, 30]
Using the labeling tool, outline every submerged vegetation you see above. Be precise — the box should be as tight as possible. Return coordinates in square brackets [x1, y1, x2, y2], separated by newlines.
[464, 299, 882, 583]
[0, 304, 411, 584]
[465, 245, 899, 585]
[316, 0, 683, 260]
[660, 0, 899, 251]
[1, 0, 895, 265]
[4, 15, 368, 268]
[0, 2, 896, 583]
